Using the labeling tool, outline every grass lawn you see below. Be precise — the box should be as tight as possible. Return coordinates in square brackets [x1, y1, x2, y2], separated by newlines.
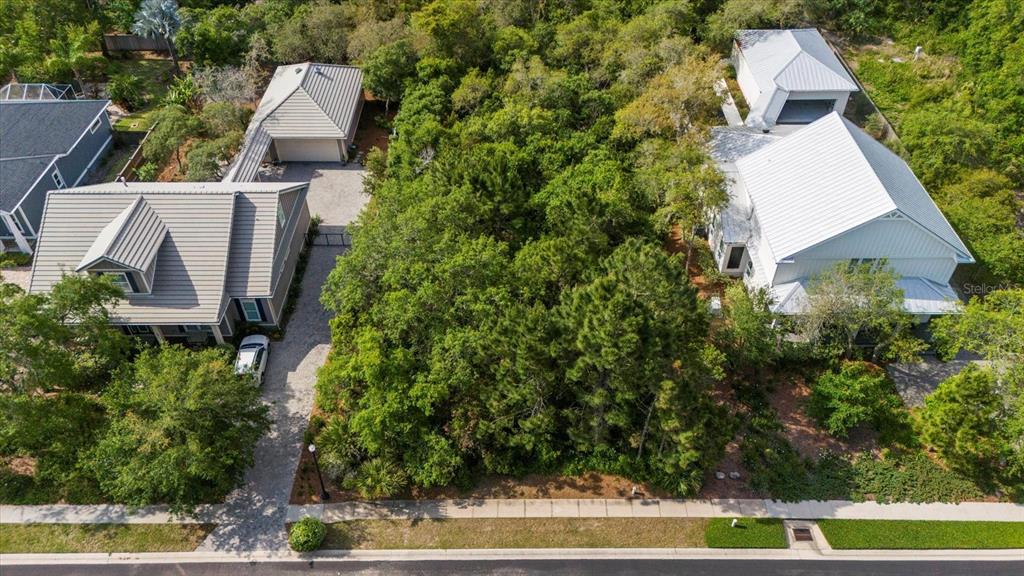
[818, 520, 1024, 550]
[0, 523, 214, 553]
[705, 518, 788, 549]
[106, 57, 177, 131]
[322, 518, 707, 549]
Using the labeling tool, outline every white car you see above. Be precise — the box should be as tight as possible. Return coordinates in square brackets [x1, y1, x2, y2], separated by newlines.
[235, 335, 270, 385]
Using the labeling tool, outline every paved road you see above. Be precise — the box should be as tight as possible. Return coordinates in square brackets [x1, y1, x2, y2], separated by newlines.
[5, 560, 1022, 576]
[196, 245, 343, 552]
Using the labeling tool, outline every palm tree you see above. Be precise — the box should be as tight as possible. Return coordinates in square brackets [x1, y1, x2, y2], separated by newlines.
[132, 0, 181, 73]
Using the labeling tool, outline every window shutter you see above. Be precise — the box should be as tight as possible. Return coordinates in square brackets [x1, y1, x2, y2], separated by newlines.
[254, 299, 266, 322]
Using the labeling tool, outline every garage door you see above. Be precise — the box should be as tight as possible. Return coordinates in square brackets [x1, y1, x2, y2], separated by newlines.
[777, 99, 836, 124]
[274, 139, 341, 162]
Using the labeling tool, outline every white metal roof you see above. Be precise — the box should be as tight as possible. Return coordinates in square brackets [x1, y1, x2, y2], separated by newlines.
[29, 181, 307, 324]
[733, 112, 972, 263]
[735, 29, 857, 94]
[224, 63, 363, 182]
[771, 276, 962, 316]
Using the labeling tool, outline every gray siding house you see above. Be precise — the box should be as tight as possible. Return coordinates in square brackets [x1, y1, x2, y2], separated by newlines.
[28, 182, 311, 344]
[224, 63, 363, 182]
[0, 98, 113, 253]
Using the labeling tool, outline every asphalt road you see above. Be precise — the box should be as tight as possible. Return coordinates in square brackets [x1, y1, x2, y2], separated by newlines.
[4, 560, 1023, 576]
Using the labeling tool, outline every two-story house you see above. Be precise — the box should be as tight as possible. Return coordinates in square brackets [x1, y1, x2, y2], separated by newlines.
[1, 97, 113, 253]
[708, 112, 973, 319]
[28, 181, 311, 344]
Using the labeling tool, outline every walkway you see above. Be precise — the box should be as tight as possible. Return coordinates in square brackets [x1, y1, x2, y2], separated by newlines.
[715, 79, 744, 127]
[7, 498, 1021, 525]
[195, 244, 342, 552]
[287, 498, 1024, 523]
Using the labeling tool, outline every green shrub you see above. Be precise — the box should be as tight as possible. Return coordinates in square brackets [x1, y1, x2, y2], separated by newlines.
[288, 516, 326, 552]
[134, 162, 159, 182]
[354, 458, 408, 499]
[107, 74, 146, 111]
[809, 361, 902, 438]
[0, 252, 33, 269]
[850, 452, 985, 503]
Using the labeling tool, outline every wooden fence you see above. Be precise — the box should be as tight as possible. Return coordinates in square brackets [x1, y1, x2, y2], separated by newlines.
[104, 34, 167, 53]
[117, 122, 158, 182]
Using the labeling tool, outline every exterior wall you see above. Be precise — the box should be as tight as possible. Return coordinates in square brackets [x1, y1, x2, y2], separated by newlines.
[268, 200, 310, 323]
[733, 47, 760, 112]
[57, 112, 113, 186]
[770, 218, 959, 285]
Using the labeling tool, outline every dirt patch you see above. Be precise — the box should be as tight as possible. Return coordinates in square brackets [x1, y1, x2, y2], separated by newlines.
[769, 374, 878, 460]
[699, 437, 757, 499]
[352, 99, 394, 156]
[1, 455, 37, 476]
[666, 225, 726, 300]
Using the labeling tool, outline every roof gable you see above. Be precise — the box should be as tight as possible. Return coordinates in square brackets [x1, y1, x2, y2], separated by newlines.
[77, 196, 167, 273]
[736, 29, 857, 94]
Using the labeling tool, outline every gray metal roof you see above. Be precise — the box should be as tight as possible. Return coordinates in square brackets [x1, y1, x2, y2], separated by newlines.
[224, 63, 363, 182]
[0, 99, 110, 212]
[1, 156, 53, 212]
[77, 196, 167, 272]
[29, 181, 308, 324]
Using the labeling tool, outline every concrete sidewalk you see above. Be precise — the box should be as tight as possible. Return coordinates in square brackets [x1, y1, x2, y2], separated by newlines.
[7, 498, 1020, 525]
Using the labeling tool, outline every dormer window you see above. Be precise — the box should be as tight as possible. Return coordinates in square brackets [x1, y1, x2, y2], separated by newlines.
[109, 272, 134, 294]
[52, 171, 65, 189]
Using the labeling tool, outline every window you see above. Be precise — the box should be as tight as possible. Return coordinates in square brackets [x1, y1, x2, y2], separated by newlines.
[848, 258, 878, 271]
[98, 271, 134, 293]
[726, 246, 745, 270]
[183, 325, 209, 333]
[124, 325, 152, 335]
[240, 298, 263, 322]
[744, 259, 754, 279]
[89, 118, 100, 134]
[276, 203, 286, 227]
[52, 170, 65, 189]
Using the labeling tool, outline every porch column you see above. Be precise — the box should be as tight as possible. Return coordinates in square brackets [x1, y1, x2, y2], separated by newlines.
[0, 214, 32, 254]
[211, 324, 225, 345]
[151, 325, 167, 344]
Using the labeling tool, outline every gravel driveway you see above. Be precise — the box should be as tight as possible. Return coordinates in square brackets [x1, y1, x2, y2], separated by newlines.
[198, 245, 343, 552]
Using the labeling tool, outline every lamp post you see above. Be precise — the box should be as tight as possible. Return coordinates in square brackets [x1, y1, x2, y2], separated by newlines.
[308, 443, 330, 501]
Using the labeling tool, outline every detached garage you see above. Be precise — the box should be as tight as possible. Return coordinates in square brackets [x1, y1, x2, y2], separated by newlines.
[224, 63, 363, 182]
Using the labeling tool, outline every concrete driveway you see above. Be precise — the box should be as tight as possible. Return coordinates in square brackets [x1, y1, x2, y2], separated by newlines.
[198, 244, 344, 552]
[258, 162, 369, 240]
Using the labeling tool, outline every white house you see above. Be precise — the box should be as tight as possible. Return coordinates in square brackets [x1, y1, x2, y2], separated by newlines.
[733, 29, 858, 130]
[708, 112, 974, 319]
[224, 63, 363, 182]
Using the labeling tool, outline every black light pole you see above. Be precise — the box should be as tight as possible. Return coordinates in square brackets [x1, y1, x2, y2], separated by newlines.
[308, 443, 330, 501]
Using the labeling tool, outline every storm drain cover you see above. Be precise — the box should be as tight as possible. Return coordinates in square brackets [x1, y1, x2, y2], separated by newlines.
[792, 528, 813, 542]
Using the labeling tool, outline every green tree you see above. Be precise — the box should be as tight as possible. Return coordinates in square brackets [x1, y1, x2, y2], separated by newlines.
[0, 275, 129, 395]
[612, 53, 722, 141]
[185, 131, 241, 180]
[132, 0, 182, 72]
[919, 365, 1005, 479]
[273, 0, 350, 64]
[809, 361, 902, 438]
[799, 261, 925, 362]
[558, 239, 728, 493]
[411, 0, 494, 70]
[88, 346, 269, 512]
[107, 73, 146, 110]
[716, 283, 782, 373]
[143, 104, 202, 167]
[362, 40, 417, 112]
[44, 22, 103, 87]
[175, 5, 253, 66]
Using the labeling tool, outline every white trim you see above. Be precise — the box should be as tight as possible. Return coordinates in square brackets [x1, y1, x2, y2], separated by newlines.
[15, 207, 35, 238]
[239, 298, 262, 322]
[89, 117, 100, 134]
[61, 105, 110, 157]
[51, 169, 65, 189]
[72, 134, 113, 186]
